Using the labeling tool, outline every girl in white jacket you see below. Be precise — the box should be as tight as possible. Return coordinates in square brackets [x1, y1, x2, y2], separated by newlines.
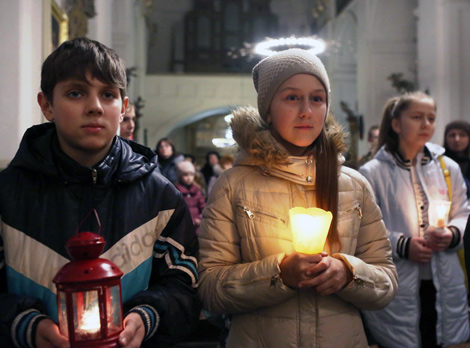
[198, 49, 398, 348]
[360, 91, 470, 348]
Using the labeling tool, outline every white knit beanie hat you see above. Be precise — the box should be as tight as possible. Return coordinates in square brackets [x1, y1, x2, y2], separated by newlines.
[252, 48, 330, 121]
[176, 160, 196, 175]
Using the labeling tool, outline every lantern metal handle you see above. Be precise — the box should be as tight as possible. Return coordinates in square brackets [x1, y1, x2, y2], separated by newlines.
[76, 208, 102, 235]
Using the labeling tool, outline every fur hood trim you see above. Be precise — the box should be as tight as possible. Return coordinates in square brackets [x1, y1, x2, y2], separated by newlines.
[230, 106, 291, 167]
[230, 106, 348, 168]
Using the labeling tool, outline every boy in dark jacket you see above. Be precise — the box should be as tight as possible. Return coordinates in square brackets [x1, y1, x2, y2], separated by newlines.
[0, 38, 200, 348]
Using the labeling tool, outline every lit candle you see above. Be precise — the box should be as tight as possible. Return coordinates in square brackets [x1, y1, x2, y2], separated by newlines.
[289, 207, 332, 254]
[78, 303, 101, 335]
[436, 204, 447, 228]
[429, 200, 451, 229]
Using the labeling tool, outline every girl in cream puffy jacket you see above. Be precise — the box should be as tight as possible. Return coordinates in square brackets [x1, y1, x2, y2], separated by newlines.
[198, 49, 398, 348]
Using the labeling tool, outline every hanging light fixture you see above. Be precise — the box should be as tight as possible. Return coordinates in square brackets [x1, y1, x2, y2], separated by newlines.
[254, 35, 326, 56]
[53, 210, 124, 348]
[212, 113, 236, 148]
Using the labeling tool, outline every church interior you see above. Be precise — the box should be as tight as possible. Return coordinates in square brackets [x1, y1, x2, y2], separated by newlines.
[1, 0, 469, 169]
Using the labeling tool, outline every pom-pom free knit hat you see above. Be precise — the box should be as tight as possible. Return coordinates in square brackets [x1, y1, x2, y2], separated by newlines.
[176, 160, 196, 175]
[252, 48, 330, 121]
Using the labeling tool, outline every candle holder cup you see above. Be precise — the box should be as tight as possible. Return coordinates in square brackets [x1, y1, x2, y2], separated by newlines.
[289, 207, 332, 254]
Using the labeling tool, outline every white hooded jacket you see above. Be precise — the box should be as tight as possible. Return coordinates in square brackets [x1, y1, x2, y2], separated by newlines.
[360, 143, 470, 348]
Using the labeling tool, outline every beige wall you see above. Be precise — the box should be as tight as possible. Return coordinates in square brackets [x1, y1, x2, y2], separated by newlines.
[140, 74, 257, 148]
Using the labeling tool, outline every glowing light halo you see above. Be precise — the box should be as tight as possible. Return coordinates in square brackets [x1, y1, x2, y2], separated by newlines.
[254, 36, 326, 56]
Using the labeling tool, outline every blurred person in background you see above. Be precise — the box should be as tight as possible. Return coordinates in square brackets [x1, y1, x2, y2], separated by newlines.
[206, 154, 234, 197]
[120, 102, 136, 140]
[155, 138, 184, 184]
[175, 160, 206, 234]
[444, 120, 470, 199]
[356, 125, 379, 168]
[200, 151, 220, 187]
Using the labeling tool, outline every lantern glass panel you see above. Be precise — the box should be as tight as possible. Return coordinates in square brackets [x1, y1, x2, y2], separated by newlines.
[57, 291, 69, 339]
[106, 285, 123, 335]
[73, 290, 101, 341]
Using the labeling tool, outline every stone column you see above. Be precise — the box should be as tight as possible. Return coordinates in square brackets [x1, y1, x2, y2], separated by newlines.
[0, 0, 43, 168]
[417, 0, 470, 144]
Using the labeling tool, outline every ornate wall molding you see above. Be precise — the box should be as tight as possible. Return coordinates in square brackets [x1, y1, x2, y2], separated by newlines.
[65, 0, 96, 38]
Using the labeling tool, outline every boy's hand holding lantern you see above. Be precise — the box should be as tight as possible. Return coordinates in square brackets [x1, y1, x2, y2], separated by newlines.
[289, 207, 332, 254]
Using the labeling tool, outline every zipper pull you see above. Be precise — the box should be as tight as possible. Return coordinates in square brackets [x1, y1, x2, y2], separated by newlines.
[270, 274, 281, 288]
[243, 206, 255, 219]
[355, 204, 362, 218]
[92, 169, 97, 184]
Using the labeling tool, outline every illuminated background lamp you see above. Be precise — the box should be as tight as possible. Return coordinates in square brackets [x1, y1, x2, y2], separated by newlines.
[289, 207, 332, 254]
[53, 231, 123, 348]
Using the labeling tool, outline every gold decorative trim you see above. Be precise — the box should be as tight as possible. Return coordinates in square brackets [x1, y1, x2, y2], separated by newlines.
[51, 1, 69, 51]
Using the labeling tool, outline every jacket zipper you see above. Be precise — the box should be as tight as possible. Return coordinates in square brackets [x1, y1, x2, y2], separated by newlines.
[339, 203, 362, 218]
[270, 274, 282, 288]
[241, 206, 286, 224]
[352, 274, 374, 288]
[243, 206, 255, 219]
[92, 169, 97, 184]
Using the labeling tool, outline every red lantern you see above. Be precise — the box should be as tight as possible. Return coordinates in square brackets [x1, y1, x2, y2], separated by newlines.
[53, 230, 124, 348]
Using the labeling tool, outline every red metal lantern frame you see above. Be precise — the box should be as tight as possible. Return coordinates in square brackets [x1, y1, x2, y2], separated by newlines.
[53, 210, 124, 348]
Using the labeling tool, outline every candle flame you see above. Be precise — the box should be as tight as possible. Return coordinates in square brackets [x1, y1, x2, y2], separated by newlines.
[79, 304, 100, 334]
[430, 200, 451, 228]
[437, 204, 447, 218]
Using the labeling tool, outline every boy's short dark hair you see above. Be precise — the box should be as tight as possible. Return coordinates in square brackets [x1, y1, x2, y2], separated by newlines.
[40, 37, 127, 103]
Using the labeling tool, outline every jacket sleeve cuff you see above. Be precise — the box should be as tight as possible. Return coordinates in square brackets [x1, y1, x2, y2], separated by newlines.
[11, 309, 48, 348]
[127, 305, 160, 341]
[448, 226, 461, 249]
[396, 235, 411, 259]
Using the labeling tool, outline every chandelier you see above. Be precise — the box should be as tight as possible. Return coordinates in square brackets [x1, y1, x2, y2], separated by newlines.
[227, 35, 330, 60]
[254, 36, 326, 56]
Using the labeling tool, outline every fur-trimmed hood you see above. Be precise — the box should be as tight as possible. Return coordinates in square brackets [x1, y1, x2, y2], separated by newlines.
[229, 106, 347, 184]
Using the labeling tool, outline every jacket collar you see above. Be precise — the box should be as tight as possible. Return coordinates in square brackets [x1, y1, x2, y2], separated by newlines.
[9, 122, 157, 185]
[375, 143, 445, 170]
[234, 150, 317, 185]
[175, 183, 200, 195]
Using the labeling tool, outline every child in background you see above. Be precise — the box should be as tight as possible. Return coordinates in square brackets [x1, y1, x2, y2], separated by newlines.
[175, 161, 206, 234]
[360, 91, 470, 348]
[0, 38, 199, 348]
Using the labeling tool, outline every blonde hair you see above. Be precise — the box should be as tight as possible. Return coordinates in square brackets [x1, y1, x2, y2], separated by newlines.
[219, 154, 234, 169]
